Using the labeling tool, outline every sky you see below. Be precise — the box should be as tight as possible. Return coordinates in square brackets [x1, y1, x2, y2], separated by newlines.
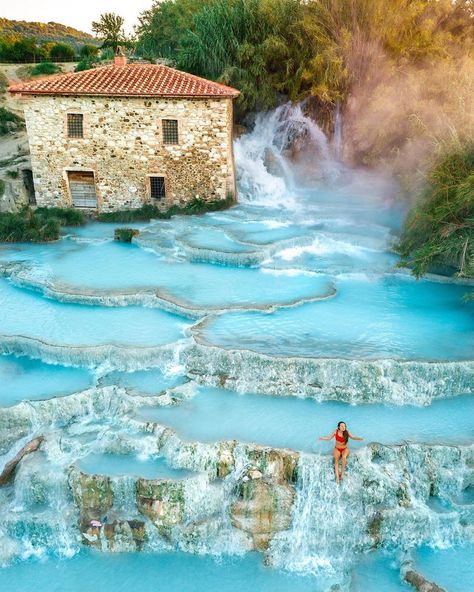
[1, 0, 153, 35]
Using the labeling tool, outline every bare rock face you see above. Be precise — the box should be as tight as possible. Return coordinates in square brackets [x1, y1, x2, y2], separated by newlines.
[0, 436, 44, 486]
[136, 478, 185, 539]
[230, 468, 295, 550]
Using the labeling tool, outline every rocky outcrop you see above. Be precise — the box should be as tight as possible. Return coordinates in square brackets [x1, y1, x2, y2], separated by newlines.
[71, 471, 114, 525]
[245, 446, 299, 484]
[136, 478, 185, 539]
[402, 564, 447, 592]
[0, 436, 43, 486]
[82, 519, 147, 552]
[217, 440, 236, 478]
[230, 467, 295, 550]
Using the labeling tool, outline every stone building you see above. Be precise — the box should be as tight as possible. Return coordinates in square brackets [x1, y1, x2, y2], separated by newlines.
[8, 56, 239, 211]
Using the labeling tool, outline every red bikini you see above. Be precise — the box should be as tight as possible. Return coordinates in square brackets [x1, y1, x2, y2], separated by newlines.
[335, 431, 347, 451]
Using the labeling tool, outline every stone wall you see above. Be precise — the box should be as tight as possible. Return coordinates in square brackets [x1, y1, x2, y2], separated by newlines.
[21, 95, 236, 211]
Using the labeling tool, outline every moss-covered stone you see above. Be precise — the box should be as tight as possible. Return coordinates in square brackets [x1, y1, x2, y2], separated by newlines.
[136, 478, 185, 538]
[230, 470, 295, 550]
[367, 511, 384, 548]
[246, 447, 299, 484]
[82, 519, 147, 551]
[217, 441, 236, 479]
[71, 472, 114, 523]
[114, 227, 140, 242]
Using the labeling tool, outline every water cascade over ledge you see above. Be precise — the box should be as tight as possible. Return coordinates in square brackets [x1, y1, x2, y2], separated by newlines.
[0, 104, 472, 592]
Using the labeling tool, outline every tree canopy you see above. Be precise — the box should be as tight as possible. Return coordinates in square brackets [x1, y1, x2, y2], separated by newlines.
[92, 12, 126, 51]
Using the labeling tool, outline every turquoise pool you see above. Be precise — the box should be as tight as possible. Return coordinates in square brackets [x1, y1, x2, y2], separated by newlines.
[0, 108, 472, 591]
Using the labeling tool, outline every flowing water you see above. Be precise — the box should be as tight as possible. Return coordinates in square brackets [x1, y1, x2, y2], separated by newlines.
[0, 103, 472, 591]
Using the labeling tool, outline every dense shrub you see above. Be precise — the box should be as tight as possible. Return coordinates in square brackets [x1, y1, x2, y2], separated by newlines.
[0, 36, 46, 62]
[97, 195, 236, 222]
[0, 71, 8, 94]
[0, 209, 60, 242]
[48, 42, 76, 61]
[397, 143, 474, 278]
[34, 207, 86, 226]
[0, 207, 86, 243]
[0, 107, 25, 135]
[75, 59, 95, 72]
[80, 44, 100, 59]
[114, 227, 140, 242]
[31, 62, 61, 76]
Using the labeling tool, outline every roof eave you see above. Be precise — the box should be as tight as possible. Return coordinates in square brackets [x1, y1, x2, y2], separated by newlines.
[8, 89, 240, 99]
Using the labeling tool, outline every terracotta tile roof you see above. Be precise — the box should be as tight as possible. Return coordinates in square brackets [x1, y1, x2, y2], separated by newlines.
[8, 63, 240, 98]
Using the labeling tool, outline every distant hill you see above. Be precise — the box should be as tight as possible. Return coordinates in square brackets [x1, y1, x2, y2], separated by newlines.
[0, 18, 98, 49]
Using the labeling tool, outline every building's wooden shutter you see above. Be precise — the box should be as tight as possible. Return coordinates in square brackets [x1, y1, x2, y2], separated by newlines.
[68, 171, 97, 208]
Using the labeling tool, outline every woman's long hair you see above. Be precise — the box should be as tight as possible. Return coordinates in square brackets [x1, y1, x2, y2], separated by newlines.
[337, 421, 349, 443]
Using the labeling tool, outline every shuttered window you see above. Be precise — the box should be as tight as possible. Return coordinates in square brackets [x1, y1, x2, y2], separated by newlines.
[150, 176, 166, 200]
[162, 119, 178, 145]
[67, 113, 84, 138]
[68, 171, 97, 208]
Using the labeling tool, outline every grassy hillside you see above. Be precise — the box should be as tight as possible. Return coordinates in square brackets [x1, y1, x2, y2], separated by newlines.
[0, 18, 97, 49]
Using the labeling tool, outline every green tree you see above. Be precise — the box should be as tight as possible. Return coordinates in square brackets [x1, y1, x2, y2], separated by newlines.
[49, 42, 76, 61]
[0, 36, 46, 62]
[178, 0, 310, 115]
[135, 0, 211, 59]
[92, 13, 126, 52]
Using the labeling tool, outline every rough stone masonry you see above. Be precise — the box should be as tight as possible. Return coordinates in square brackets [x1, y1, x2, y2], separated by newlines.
[9, 60, 239, 212]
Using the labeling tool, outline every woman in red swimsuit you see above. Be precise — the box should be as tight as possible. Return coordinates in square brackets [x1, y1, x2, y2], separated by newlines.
[319, 421, 363, 484]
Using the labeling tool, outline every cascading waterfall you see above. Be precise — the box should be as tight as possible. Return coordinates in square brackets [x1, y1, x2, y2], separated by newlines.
[234, 102, 343, 202]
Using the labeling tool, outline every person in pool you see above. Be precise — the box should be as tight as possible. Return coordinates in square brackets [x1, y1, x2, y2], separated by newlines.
[319, 421, 363, 484]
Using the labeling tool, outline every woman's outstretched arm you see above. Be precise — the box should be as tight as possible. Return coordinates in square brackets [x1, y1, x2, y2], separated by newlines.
[348, 432, 363, 441]
[319, 433, 335, 441]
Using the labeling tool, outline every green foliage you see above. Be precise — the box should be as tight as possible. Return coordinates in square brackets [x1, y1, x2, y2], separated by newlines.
[0, 108, 25, 135]
[34, 207, 86, 226]
[99, 47, 115, 61]
[31, 61, 61, 75]
[75, 59, 95, 72]
[0, 207, 86, 243]
[135, 0, 474, 120]
[6, 170, 19, 179]
[146, 0, 310, 115]
[397, 143, 474, 278]
[0, 179, 4, 197]
[48, 42, 76, 61]
[0, 17, 95, 48]
[80, 44, 99, 58]
[97, 195, 236, 223]
[0, 209, 59, 242]
[114, 227, 140, 242]
[136, 0, 211, 60]
[0, 36, 46, 62]
[0, 71, 8, 94]
[92, 13, 126, 52]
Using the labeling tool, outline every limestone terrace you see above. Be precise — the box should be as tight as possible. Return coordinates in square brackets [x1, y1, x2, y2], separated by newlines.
[8, 63, 240, 99]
